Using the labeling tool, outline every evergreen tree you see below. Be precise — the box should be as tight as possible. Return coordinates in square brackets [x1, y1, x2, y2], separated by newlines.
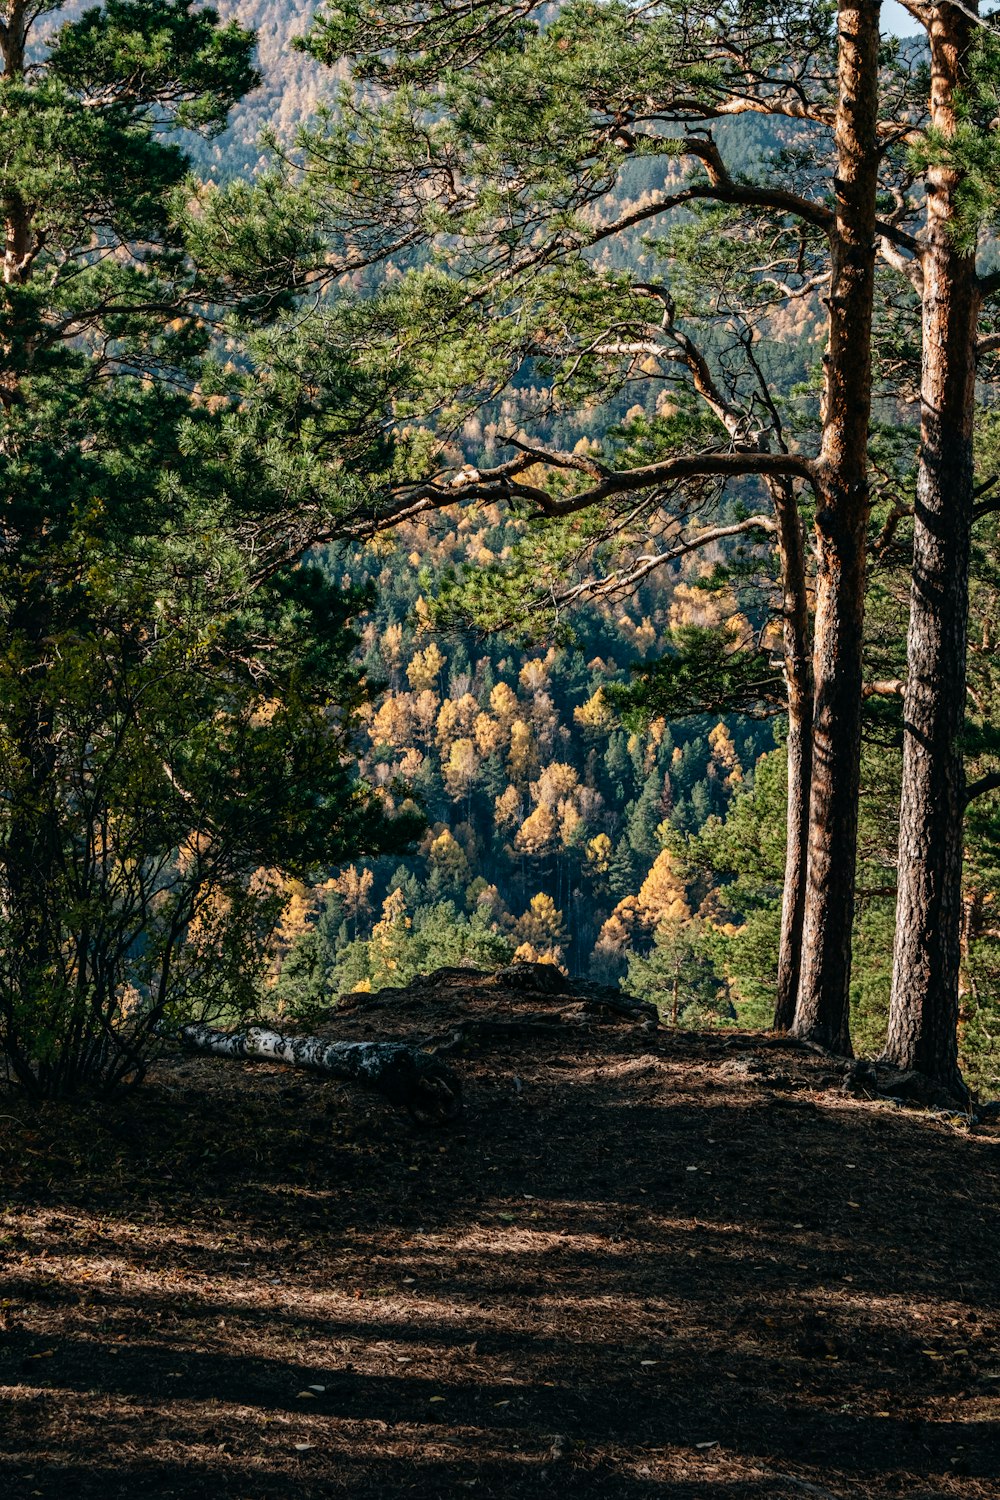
[0, 1, 418, 1097]
[608, 838, 642, 902]
[604, 733, 634, 799]
[626, 916, 729, 1027]
[626, 773, 664, 861]
[298, 0, 886, 1053]
[882, 7, 1000, 1096]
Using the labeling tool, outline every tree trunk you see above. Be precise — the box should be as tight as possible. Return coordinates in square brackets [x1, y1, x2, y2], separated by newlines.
[773, 480, 813, 1030]
[176, 1022, 463, 1122]
[665, 330, 814, 1032]
[957, 882, 983, 1022]
[790, 0, 881, 1054]
[883, 5, 978, 1098]
[1, 3, 33, 411]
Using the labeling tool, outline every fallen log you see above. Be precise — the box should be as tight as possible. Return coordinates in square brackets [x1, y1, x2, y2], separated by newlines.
[175, 1023, 461, 1124]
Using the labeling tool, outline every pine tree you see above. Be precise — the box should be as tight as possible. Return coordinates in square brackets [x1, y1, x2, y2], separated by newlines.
[298, 0, 885, 1053]
[882, 7, 1000, 1096]
[0, 1, 419, 1098]
[627, 773, 665, 861]
[608, 838, 641, 903]
[626, 916, 726, 1026]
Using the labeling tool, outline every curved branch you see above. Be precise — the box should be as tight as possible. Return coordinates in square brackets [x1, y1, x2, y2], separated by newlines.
[890, 0, 932, 26]
[587, 180, 835, 244]
[370, 443, 819, 529]
[873, 502, 914, 557]
[552, 515, 778, 605]
[879, 235, 923, 291]
[524, 447, 819, 517]
[966, 770, 1000, 805]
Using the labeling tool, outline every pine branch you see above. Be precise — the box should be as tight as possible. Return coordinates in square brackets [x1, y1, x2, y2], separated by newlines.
[966, 770, 1000, 804]
[551, 515, 778, 605]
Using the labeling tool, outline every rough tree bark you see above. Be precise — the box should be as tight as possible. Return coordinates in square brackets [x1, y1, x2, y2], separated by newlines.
[176, 1022, 463, 1122]
[883, 3, 979, 1098]
[773, 479, 814, 1031]
[1, 2, 33, 410]
[791, 0, 881, 1054]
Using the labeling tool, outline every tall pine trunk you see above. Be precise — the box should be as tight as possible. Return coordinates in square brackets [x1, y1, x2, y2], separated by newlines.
[884, 6, 978, 1096]
[1, 10, 31, 410]
[773, 480, 813, 1030]
[791, 0, 881, 1054]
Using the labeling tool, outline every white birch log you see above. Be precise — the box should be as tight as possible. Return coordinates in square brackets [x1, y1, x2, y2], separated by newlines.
[175, 1023, 461, 1123]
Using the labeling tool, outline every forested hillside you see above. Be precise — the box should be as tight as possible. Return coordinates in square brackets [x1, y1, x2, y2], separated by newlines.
[6, 5, 1000, 1497]
[296, 514, 775, 1002]
[0, 0, 994, 1103]
[127, 0, 998, 1093]
[153, 1, 809, 1031]
[192, 1, 333, 172]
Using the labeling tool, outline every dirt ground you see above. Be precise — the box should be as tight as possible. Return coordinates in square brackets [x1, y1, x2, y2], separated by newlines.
[2, 969, 999, 1499]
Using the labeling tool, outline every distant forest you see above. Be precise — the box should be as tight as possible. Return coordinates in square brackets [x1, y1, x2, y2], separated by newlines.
[4, 0, 999, 1103]
[187, 2, 1000, 1091]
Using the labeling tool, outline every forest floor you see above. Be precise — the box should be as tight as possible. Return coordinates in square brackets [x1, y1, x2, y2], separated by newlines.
[1, 970, 999, 1500]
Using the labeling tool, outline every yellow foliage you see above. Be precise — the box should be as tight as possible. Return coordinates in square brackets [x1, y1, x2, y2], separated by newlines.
[470, 882, 510, 925]
[276, 883, 313, 949]
[530, 761, 579, 810]
[494, 785, 522, 829]
[407, 642, 446, 692]
[513, 942, 564, 969]
[586, 832, 613, 874]
[558, 802, 585, 849]
[249, 697, 282, 727]
[365, 530, 397, 558]
[508, 718, 538, 780]
[490, 681, 519, 722]
[514, 804, 558, 855]
[372, 887, 410, 942]
[332, 864, 375, 919]
[428, 828, 471, 883]
[634, 617, 657, 654]
[637, 850, 691, 927]
[398, 747, 425, 781]
[594, 910, 632, 956]
[574, 688, 617, 736]
[513, 892, 566, 956]
[436, 692, 479, 749]
[371, 695, 413, 749]
[443, 737, 480, 800]
[381, 621, 404, 668]
[669, 581, 734, 631]
[414, 596, 434, 633]
[708, 721, 744, 789]
[412, 688, 440, 742]
[518, 658, 549, 694]
[473, 712, 504, 758]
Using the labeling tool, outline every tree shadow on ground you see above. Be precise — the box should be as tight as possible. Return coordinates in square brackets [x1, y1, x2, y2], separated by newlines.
[1, 1019, 999, 1498]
